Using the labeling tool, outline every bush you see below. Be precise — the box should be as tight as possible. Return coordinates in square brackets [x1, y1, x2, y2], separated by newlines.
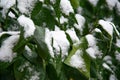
[0, 0, 120, 80]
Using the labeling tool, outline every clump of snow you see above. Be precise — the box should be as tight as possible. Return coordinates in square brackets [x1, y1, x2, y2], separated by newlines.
[29, 71, 40, 80]
[25, 46, 32, 56]
[17, 0, 37, 15]
[109, 74, 117, 80]
[106, 0, 118, 10]
[0, 0, 16, 18]
[116, 39, 120, 47]
[76, 7, 83, 14]
[39, 0, 44, 3]
[60, 16, 68, 24]
[0, 31, 20, 37]
[70, 50, 86, 70]
[0, 35, 19, 62]
[98, 20, 113, 36]
[102, 63, 113, 73]
[116, 2, 120, 15]
[94, 28, 101, 33]
[115, 51, 120, 62]
[88, 0, 99, 6]
[45, 28, 70, 59]
[86, 34, 102, 59]
[8, 11, 16, 18]
[66, 28, 79, 43]
[60, 0, 74, 15]
[86, 34, 96, 47]
[103, 55, 112, 65]
[17, 15, 36, 38]
[74, 14, 85, 34]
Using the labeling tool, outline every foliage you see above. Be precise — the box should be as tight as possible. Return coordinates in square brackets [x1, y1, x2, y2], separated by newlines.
[0, 0, 120, 80]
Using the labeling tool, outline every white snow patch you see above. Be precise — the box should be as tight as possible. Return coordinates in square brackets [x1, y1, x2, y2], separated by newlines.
[17, 0, 37, 15]
[98, 20, 113, 36]
[94, 28, 101, 33]
[88, 0, 99, 6]
[115, 51, 120, 62]
[66, 28, 79, 43]
[60, 0, 74, 15]
[86, 34, 102, 59]
[106, 0, 118, 10]
[116, 2, 120, 15]
[17, 15, 36, 38]
[70, 50, 86, 70]
[102, 63, 113, 72]
[25, 46, 32, 56]
[39, 0, 44, 2]
[116, 39, 120, 47]
[60, 16, 68, 24]
[0, 31, 20, 37]
[86, 34, 96, 47]
[45, 28, 70, 59]
[76, 7, 83, 14]
[8, 11, 16, 18]
[0, 35, 19, 62]
[0, 0, 16, 18]
[103, 56, 112, 65]
[109, 74, 117, 80]
[29, 72, 40, 80]
[74, 14, 85, 33]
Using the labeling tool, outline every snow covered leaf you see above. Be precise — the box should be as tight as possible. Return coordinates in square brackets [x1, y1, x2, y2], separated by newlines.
[14, 56, 45, 80]
[64, 37, 90, 79]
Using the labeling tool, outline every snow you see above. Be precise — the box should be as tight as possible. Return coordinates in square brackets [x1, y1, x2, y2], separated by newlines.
[86, 34, 102, 59]
[45, 28, 70, 59]
[94, 28, 101, 33]
[0, 31, 20, 37]
[70, 50, 86, 70]
[109, 74, 117, 80]
[115, 51, 120, 62]
[60, 16, 68, 24]
[0, 0, 16, 18]
[74, 14, 85, 33]
[8, 11, 16, 18]
[116, 39, 120, 47]
[86, 34, 96, 47]
[17, 15, 36, 38]
[116, 2, 120, 15]
[106, 0, 118, 10]
[102, 63, 113, 72]
[39, 0, 44, 3]
[66, 28, 79, 43]
[88, 0, 99, 6]
[25, 46, 32, 56]
[103, 56, 112, 65]
[0, 35, 19, 62]
[60, 0, 74, 15]
[98, 20, 113, 36]
[17, 0, 37, 15]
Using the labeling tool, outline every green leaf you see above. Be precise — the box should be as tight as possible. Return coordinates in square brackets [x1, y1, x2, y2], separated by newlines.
[34, 26, 50, 60]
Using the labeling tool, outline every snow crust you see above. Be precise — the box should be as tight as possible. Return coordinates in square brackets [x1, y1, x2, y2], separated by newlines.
[70, 50, 86, 70]
[60, 0, 74, 15]
[66, 28, 79, 43]
[17, 0, 37, 15]
[45, 28, 70, 59]
[60, 16, 68, 24]
[74, 14, 85, 33]
[17, 15, 36, 38]
[98, 20, 113, 36]
[0, 35, 19, 62]
[88, 0, 99, 6]
[86, 34, 102, 59]
[0, 0, 16, 18]
[106, 0, 118, 10]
